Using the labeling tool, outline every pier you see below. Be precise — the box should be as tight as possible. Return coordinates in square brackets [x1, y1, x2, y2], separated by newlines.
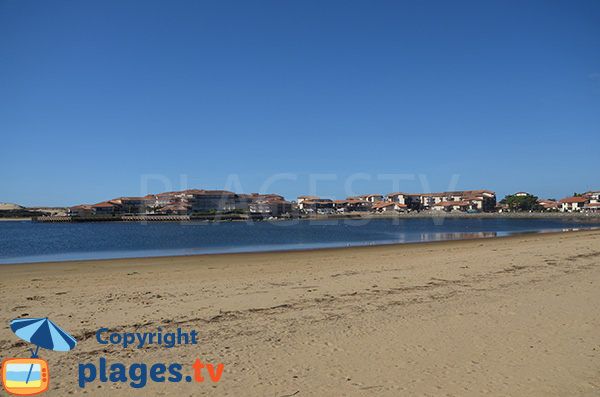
[121, 215, 190, 222]
[32, 215, 192, 223]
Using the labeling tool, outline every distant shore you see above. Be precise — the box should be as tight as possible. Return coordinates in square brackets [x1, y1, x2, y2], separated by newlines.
[24, 210, 600, 223]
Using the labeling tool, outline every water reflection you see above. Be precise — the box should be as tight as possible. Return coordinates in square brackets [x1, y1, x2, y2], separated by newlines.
[418, 232, 498, 242]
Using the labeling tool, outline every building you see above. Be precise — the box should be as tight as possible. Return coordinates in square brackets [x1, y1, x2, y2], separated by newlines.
[357, 194, 383, 203]
[433, 200, 475, 212]
[114, 195, 157, 214]
[345, 199, 372, 212]
[583, 203, 600, 212]
[332, 200, 349, 213]
[419, 193, 447, 209]
[297, 196, 320, 206]
[385, 193, 421, 209]
[537, 199, 559, 211]
[371, 201, 407, 213]
[158, 203, 192, 215]
[584, 191, 600, 203]
[67, 205, 92, 216]
[558, 196, 588, 212]
[444, 190, 496, 212]
[297, 197, 334, 213]
[249, 199, 292, 217]
[386, 190, 496, 212]
[91, 201, 121, 215]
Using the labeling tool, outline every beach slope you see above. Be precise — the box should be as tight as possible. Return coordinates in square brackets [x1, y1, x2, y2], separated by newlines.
[1, 230, 599, 395]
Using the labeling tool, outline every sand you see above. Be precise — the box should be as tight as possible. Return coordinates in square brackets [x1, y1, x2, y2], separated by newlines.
[0, 203, 24, 211]
[1, 230, 599, 396]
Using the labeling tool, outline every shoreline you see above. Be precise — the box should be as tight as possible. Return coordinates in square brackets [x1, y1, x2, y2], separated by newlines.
[21, 210, 600, 223]
[2, 226, 599, 267]
[0, 227, 595, 270]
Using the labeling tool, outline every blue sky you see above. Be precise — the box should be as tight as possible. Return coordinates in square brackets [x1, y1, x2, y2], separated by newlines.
[1, 1, 598, 206]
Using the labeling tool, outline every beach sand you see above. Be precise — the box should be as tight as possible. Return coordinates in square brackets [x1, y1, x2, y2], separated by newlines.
[1, 230, 599, 396]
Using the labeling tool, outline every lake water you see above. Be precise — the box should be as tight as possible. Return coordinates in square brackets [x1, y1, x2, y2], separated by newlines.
[1, 218, 599, 264]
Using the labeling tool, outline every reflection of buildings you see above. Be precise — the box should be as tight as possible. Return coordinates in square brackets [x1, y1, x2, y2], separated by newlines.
[419, 232, 498, 242]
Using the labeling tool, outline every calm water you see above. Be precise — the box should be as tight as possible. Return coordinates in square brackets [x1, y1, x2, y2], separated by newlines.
[1, 218, 599, 264]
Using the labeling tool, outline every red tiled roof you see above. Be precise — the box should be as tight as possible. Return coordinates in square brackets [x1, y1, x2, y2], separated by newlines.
[558, 197, 588, 203]
[68, 205, 92, 210]
[92, 201, 117, 208]
[117, 196, 156, 201]
[346, 200, 370, 205]
[372, 202, 407, 208]
[435, 200, 472, 207]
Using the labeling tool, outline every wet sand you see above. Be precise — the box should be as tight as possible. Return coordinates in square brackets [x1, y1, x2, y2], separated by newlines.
[1, 230, 599, 396]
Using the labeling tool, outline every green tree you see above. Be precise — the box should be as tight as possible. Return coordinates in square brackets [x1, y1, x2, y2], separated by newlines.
[505, 194, 539, 211]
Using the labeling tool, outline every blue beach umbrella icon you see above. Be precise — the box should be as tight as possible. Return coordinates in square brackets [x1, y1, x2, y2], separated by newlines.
[10, 317, 77, 384]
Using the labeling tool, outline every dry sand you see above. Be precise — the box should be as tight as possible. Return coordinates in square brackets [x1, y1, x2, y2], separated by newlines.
[1, 230, 599, 396]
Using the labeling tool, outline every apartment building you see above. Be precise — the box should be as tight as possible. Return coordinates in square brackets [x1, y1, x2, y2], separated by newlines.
[386, 190, 496, 212]
[249, 199, 292, 217]
[559, 196, 588, 212]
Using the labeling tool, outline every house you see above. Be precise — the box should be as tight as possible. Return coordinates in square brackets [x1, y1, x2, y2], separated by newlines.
[444, 190, 496, 212]
[115, 195, 157, 214]
[433, 200, 475, 212]
[357, 194, 383, 203]
[91, 201, 121, 215]
[182, 189, 239, 212]
[583, 203, 600, 212]
[496, 202, 510, 213]
[584, 191, 600, 203]
[371, 201, 407, 213]
[385, 190, 496, 212]
[155, 191, 185, 207]
[297, 196, 320, 206]
[345, 199, 372, 212]
[419, 193, 447, 209]
[67, 205, 92, 217]
[159, 203, 192, 215]
[385, 193, 421, 209]
[537, 199, 559, 211]
[558, 196, 588, 212]
[332, 198, 375, 213]
[297, 198, 334, 213]
[249, 199, 292, 217]
[514, 191, 531, 197]
[332, 200, 349, 213]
